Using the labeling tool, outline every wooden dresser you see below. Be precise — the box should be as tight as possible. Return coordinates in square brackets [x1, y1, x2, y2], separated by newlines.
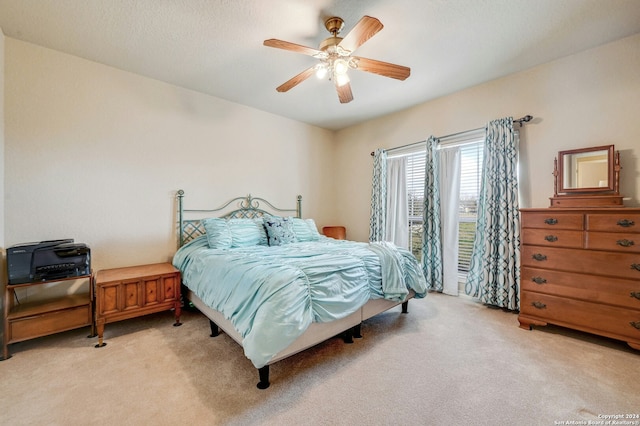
[519, 207, 640, 350]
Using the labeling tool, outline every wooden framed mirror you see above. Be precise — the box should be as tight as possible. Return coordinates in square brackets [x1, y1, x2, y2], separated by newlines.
[558, 145, 614, 193]
[551, 144, 622, 207]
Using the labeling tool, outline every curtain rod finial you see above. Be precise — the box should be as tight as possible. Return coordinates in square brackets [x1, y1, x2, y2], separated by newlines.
[515, 115, 533, 127]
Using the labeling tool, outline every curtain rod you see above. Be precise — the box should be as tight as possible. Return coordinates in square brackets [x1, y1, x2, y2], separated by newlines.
[369, 115, 533, 156]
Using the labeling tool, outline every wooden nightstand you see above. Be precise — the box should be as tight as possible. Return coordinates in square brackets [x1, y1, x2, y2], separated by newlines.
[93, 263, 181, 347]
[322, 226, 346, 240]
[3, 274, 94, 360]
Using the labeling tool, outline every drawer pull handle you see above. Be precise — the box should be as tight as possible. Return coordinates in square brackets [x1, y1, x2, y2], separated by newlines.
[631, 292, 640, 300]
[630, 321, 640, 330]
[532, 277, 547, 284]
[617, 219, 635, 228]
[532, 253, 547, 261]
[544, 218, 558, 225]
[544, 235, 558, 242]
[632, 264, 640, 272]
[616, 239, 635, 247]
[532, 301, 546, 309]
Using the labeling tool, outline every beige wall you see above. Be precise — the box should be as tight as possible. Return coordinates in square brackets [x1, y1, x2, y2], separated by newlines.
[1, 27, 5, 344]
[4, 33, 640, 285]
[1, 28, 5, 248]
[4, 39, 336, 273]
[334, 34, 640, 242]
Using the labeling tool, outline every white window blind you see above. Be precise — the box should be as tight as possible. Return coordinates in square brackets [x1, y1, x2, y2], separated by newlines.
[406, 152, 426, 260]
[458, 141, 483, 273]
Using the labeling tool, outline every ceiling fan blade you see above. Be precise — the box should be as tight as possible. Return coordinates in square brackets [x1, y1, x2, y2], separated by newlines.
[263, 39, 322, 57]
[353, 56, 411, 80]
[276, 67, 316, 92]
[338, 16, 383, 53]
[335, 80, 354, 104]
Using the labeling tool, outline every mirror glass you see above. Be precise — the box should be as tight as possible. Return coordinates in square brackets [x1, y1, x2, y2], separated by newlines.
[558, 145, 614, 193]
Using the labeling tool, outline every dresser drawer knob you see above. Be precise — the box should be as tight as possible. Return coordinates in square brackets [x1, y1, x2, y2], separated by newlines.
[531, 301, 546, 309]
[544, 218, 558, 225]
[631, 292, 640, 300]
[616, 239, 635, 247]
[617, 219, 635, 228]
[532, 253, 547, 261]
[630, 321, 640, 330]
[632, 264, 640, 272]
[532, 277, 547, 284]
[544, 235, 558, 242]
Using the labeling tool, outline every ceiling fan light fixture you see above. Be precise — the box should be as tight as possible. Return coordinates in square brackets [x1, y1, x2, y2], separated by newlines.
[335, 72, 350, 87]
[333, 59, 349, 75]
[315, 63, 328, 79]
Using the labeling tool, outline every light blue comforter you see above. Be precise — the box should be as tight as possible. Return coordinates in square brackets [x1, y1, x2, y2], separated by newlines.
[173, 236, 426, 368]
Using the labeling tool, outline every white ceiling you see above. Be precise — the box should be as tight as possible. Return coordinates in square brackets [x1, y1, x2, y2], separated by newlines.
[1, 0, 640, 130]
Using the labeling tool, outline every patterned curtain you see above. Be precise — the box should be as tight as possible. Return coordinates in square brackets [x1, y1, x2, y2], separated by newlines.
[369, 149, 388, 242]
[421, 136, 443, 292]
[465, 117, 521, 310]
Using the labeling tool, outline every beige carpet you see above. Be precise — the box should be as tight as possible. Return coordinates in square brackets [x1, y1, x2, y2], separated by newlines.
[1, 293, 639, 426]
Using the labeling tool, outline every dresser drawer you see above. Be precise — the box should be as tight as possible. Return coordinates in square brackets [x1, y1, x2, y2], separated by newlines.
[585, 231, 640, 253]
[521, 229, 583, 248]
[586, 213, 640, 233]
[521, 212, 583, 230]
[522, 266, 640, 310]
[521, 245, 640, 279]
[520, 292, 640, 342]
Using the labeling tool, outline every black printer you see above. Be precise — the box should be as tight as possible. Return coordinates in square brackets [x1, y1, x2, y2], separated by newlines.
[7, 239, 91, 284]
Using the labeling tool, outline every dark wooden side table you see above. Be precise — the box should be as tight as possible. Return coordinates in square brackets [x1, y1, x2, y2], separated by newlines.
[93, 263, 181, 347]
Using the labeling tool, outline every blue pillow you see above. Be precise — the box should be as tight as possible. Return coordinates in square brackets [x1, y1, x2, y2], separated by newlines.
[202, 218, 268, 249]
[202, 218, 232, 249]
[292, 218, 321, 242]
[263, 216, 297, 246]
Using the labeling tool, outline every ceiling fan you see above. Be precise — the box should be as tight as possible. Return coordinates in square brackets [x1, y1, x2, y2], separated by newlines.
[263, 15, 410, 104]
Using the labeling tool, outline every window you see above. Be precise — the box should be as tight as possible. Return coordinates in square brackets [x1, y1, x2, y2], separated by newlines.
[457, 141, 483, 279]
[406, 151, 425, 261]
[399, 137, 484, 285]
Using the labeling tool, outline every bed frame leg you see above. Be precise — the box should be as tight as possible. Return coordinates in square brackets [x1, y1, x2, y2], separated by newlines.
[342, 328, 354, 344]
[209, 320, 219, 337]
[180, 285, 198, 312]
[257, 366, 270, 389]
[402, 300, 409, 314]
[352, 324, 362, 339]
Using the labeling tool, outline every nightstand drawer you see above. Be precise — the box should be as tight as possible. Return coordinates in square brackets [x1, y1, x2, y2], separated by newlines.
[9, 305, 91, 342]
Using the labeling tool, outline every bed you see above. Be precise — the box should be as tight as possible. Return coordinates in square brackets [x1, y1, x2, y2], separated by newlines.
[172, 190, 427, 389]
